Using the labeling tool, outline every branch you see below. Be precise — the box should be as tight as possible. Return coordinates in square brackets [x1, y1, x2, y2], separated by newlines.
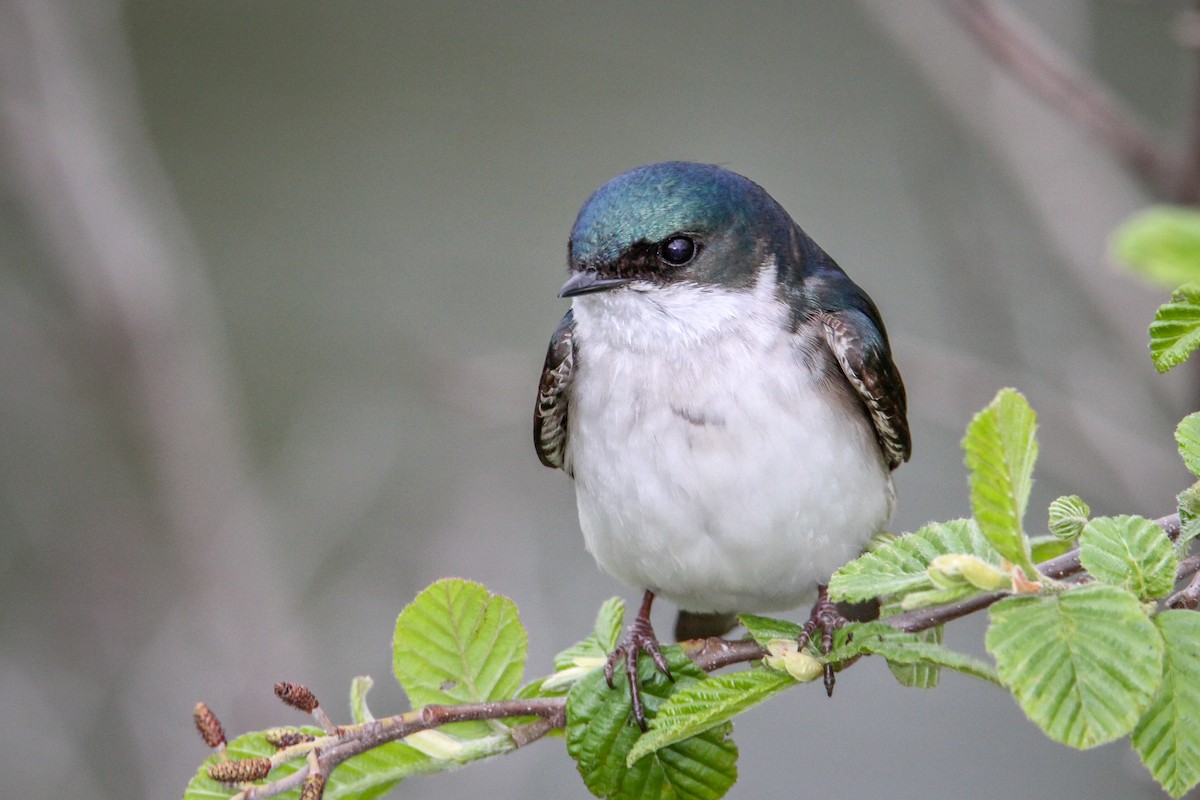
[885, 590, 1009, 633]
[941, 0, 1180, 199]
[197, 513, 1194, 798]
[888, 512, 1184, 630]
[209, 695, 567, 800]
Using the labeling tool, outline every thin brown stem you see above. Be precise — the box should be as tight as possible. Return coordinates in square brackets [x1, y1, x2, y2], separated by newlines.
[885, 591, 1010, 633]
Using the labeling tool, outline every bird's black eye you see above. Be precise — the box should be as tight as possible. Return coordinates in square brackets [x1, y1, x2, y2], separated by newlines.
[660, 235, 696, 266]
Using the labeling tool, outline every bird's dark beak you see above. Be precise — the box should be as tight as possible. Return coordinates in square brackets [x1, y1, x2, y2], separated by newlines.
[558, 270, 632, 298]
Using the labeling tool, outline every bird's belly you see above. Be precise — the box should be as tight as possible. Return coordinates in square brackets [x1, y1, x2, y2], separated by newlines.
[567, 346, 893, 614]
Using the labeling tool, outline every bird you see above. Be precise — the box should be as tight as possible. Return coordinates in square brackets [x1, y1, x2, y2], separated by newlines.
[534, 162, 910, 728]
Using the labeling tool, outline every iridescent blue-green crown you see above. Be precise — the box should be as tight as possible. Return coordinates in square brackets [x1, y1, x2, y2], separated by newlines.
[568, 162, 789, 269]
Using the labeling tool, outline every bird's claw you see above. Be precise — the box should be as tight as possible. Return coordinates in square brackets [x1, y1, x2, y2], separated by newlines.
[796, 584, 848, 697]
[605, 601, 673, 731]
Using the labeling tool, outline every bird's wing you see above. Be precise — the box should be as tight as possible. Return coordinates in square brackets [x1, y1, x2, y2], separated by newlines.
[534, 309, 575, 471]
[821, 309, 911, 470]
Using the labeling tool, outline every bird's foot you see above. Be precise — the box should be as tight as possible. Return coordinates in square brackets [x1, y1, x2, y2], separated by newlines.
[605, 590, 673, 731]
[797, 584, 848, 697]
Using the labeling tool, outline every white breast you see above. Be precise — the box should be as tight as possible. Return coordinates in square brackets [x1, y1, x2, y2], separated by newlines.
[565, 265, 893, 613]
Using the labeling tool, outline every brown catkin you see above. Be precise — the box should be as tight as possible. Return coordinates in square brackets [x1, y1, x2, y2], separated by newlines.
[207, 756, 271, 783]
[264, 727, 317, 749]
[274, 682, 319, 713]
[192, 702, 226, 749]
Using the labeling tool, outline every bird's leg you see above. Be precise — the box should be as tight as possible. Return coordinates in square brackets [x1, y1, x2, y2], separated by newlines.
[604, 589, 673, 730]
[797, 584, 849, 697]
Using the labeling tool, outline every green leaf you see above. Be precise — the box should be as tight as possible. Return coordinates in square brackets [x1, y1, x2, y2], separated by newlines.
[1132, 611, 1200, 798]
[737, 613, 802, 645]
[1176, 413, 1200, 477]
[886, 626, 943, 688]
[829, 519, 998, 602]
[1177, 484, 1200, 557]
[1030, 535, 1075, 563]
[1048, 495, 1090, 541]
[1079, 515, 1178, 600]
[986, 584, 1164, 749]
[1179, 483, 1200, 526]
[351, 675, 375, 723]
[566, 647, 737, 800]
[555, 597, 626, 670]
[829, 622, 1000, 685]
[626, 669, 795, 765]
[927, 553, 1011, 591]
[393, 579, 527, 737]
[1150, 285, 1200, 373]
[865, 530, 899, 550]
[898, 583, 980, 611]
[1112, 205, 1200, 289]
[319, 741, 442, 800]
[963, 389, 1039, 576]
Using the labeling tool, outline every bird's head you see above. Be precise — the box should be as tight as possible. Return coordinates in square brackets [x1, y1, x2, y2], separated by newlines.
[560, 162, 802, 299]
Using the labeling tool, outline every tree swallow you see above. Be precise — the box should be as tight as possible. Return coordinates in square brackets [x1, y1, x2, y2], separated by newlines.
[534, 162, 910, 727]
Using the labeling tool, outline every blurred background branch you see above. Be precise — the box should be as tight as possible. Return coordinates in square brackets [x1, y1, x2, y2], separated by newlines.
[0, 2, 302, 796]
[942, 0, 1183, 199]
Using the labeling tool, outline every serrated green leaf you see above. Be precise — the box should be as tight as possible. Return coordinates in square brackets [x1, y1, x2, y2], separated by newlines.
[963, 389, 1039, 576]
[1179, 483, 1200, 525]
[626, 669, 794, 765]
[1178, 519, 1200, 558]
[1112, 205, 1200, 289]
[351, 675, 375, 724]
[870, 634, 1000, 686]
[737, 613, 802, 645]
[898, 583, 980, 610]
[865, 530, 899, 551]
[1151, 285, 1200, 373]
[828, 622, 1000, 685]
[887, 626, 943, 688]
[1079, 515, 1177, 600]
[1048, 495, 1090, 541]
[566, 647, 737, 800]
[555, 597, 626, 670]
[1176, 413, 1200, 477]
[319, 740, 442, 800]
[393, 579, 527, 737]
[1132, 611, 1200, 798]
[829, 519, 998, 602]
[986, 584, 1164, 749]
[1177, 484, 1200, 557]
[1030, 535, 1075, 563]
[515, 677, 553, 698]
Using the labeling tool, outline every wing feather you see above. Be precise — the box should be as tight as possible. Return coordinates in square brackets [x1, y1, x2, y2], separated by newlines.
[534, 310, 575, 471]
[821, 310, 911, 470]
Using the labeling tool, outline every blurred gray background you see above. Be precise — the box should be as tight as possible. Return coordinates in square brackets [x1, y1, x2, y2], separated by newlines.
[1, 1, 1197, 798]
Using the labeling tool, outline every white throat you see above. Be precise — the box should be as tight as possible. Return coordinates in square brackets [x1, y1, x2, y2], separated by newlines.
[569, 266, 784, 354]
